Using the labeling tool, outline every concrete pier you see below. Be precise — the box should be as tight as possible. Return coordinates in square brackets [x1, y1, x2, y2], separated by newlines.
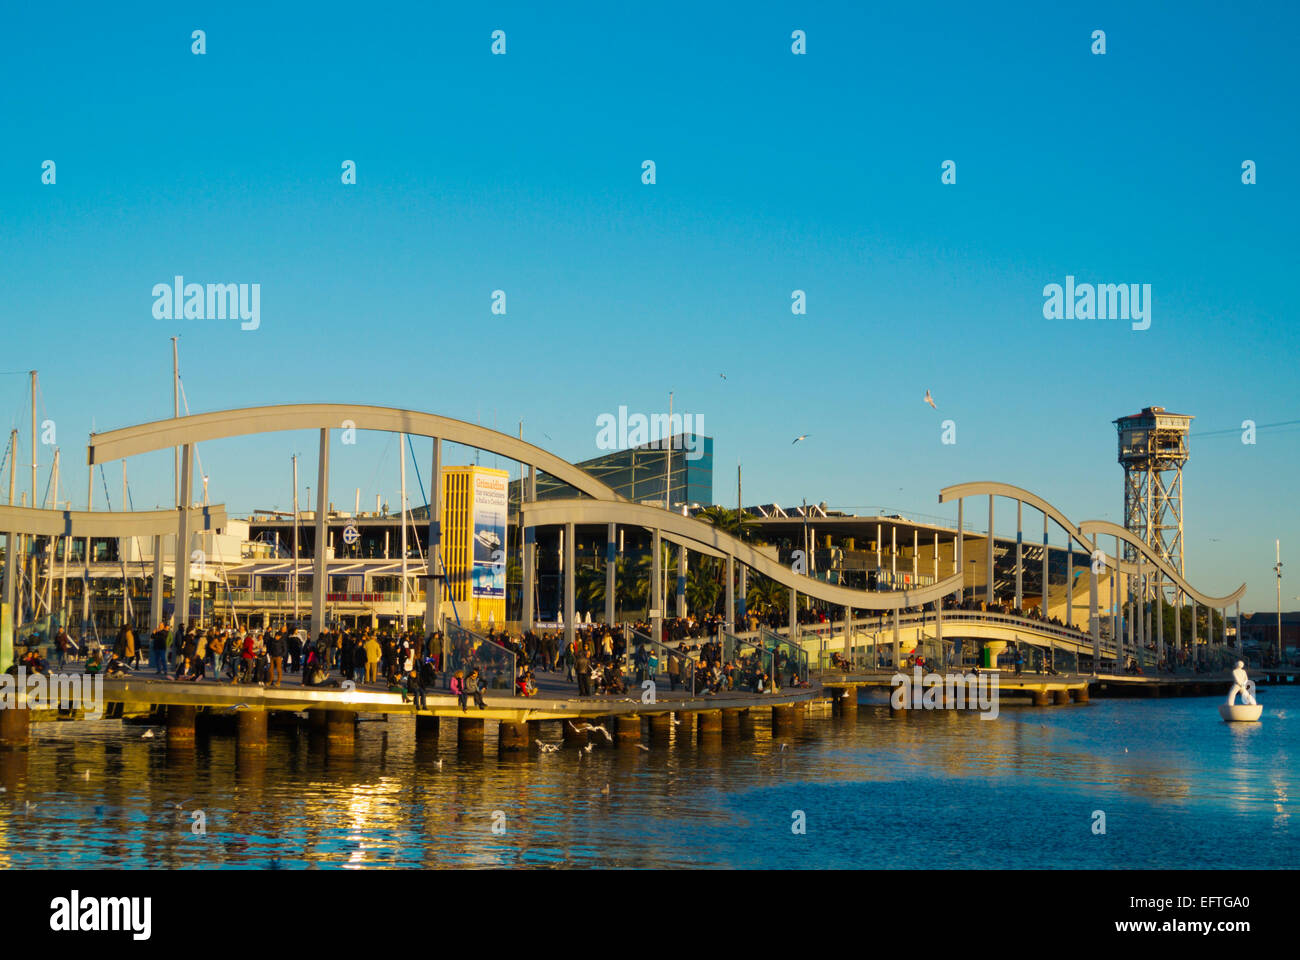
[326, 710, 356, 750]
[647, 713, 672, 740]
[675, 710, 696, 738]
[615, 714, 641, 743]
[1031, 690, 1051, 706]
[697, 709, 722, 739]
[1052, 689, 1070, 706]
[0, 706, 30, 747]
[236, 709, 268, 750]
[457, 717, 485, 748]
[772, 703, 798, 734]
[498, 720, 529, 752]
[166, 705, 196, 746]
[415, 714, 440, 741]
[1072, 686, 1090, 703]
[721, 708, 744, 735]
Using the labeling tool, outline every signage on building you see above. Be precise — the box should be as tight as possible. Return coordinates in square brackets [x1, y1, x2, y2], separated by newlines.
[471, 472, 507, 598]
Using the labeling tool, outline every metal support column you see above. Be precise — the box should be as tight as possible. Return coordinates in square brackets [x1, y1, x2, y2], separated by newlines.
[604, 522, 616, 626]
[1041, 513, 1049, 619]
[1065, 544, 1073, 627]
[676, 544, 686, 617]
[564, 521, 575, 651]
[725, 554, 734, 634]
[521, 462, 533, 631]
[651, 528, 662, 643]
[986, 495, 994, 605]
[1015, 500, 1023, 611]
[150, 535, 163, 628]
[174, 443, 193, 628]
[311, 429, 329, 635]
[1090, 536, 1100, 674]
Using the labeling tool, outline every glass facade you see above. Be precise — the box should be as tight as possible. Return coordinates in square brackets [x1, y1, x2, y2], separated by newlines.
[515, 434, 713, 508]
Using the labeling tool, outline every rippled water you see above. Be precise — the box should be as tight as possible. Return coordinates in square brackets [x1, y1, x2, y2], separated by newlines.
[1, 687, 1294, 869]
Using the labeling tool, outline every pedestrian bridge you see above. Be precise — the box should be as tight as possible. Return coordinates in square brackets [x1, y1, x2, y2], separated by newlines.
[0, 402, 1248, 681]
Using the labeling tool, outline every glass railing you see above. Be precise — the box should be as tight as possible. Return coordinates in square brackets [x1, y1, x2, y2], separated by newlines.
[628, 629, 699, 693]
[723, 632, 779, 693]
[12, 610, 68, 659]
[760, 628, 809, 685]
[444, 622, 516, 694]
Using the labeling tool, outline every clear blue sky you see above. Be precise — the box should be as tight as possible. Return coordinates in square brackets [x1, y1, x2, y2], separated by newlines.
[0, 2, 1295, 610]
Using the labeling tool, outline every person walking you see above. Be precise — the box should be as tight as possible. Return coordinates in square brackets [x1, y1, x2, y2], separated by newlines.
[267, 628, 287, 688]
[573, 643, 592, 697]
[363, 633, 382, 685]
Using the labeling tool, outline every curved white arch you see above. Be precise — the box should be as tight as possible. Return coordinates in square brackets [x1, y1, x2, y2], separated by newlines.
[1077, 519, 1245, 606]
[87, 404, 620, 502]
[939, 481, 1245, 607]
[0, 504, 224, 538]
[522, 498, 964, 610]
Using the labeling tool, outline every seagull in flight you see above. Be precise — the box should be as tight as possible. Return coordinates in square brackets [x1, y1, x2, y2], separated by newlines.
[792, 434, 809, 445]
[535, 739, 561, 753]
[923, 390, 937, 409]
[569, 721, 612, 742]
[719, 373, 727, 381]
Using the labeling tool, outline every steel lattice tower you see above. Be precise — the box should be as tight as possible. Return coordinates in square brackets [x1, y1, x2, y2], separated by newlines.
[1115, 406, 1192, 604]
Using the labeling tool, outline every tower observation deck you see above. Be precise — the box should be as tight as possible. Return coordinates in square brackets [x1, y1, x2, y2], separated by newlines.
[1115, 406, 1192, 604]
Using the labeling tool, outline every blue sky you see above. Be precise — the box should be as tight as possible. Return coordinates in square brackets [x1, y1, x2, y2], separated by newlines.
[0, 1, 1296, 609]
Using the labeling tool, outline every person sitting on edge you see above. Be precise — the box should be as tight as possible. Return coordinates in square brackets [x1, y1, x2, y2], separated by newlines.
[84, 649, 103, 675]
[465, 668, 487, 709]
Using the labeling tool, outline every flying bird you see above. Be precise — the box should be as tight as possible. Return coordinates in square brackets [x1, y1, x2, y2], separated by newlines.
[792, 435, 809, 445]
[535, 739, 560, 753]
[719, 373, 727, 381]
[923, 390, 937, 409]
[635, 743, 649, 751]
[582, 743, 594, 754]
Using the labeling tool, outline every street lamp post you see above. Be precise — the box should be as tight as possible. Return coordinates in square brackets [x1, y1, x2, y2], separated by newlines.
[1276, 539, 1283, 665]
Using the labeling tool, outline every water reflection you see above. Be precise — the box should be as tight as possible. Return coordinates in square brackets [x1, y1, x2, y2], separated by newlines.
[0, 689, 1295, 868]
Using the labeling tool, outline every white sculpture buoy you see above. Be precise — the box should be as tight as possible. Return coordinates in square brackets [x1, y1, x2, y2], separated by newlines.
[1219, 661, 1263, 722]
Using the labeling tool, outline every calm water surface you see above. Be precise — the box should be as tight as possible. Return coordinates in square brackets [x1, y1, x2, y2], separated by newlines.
[1, 688, 1295, 868]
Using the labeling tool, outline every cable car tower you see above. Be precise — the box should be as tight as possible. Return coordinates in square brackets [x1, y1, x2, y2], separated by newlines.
[1115, 406, 1193, 604]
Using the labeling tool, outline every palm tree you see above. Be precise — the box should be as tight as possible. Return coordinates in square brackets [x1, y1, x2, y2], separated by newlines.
[695, 506, 765, 544]
[686, 557, 723, 615]
[746, 572, 787, 621]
